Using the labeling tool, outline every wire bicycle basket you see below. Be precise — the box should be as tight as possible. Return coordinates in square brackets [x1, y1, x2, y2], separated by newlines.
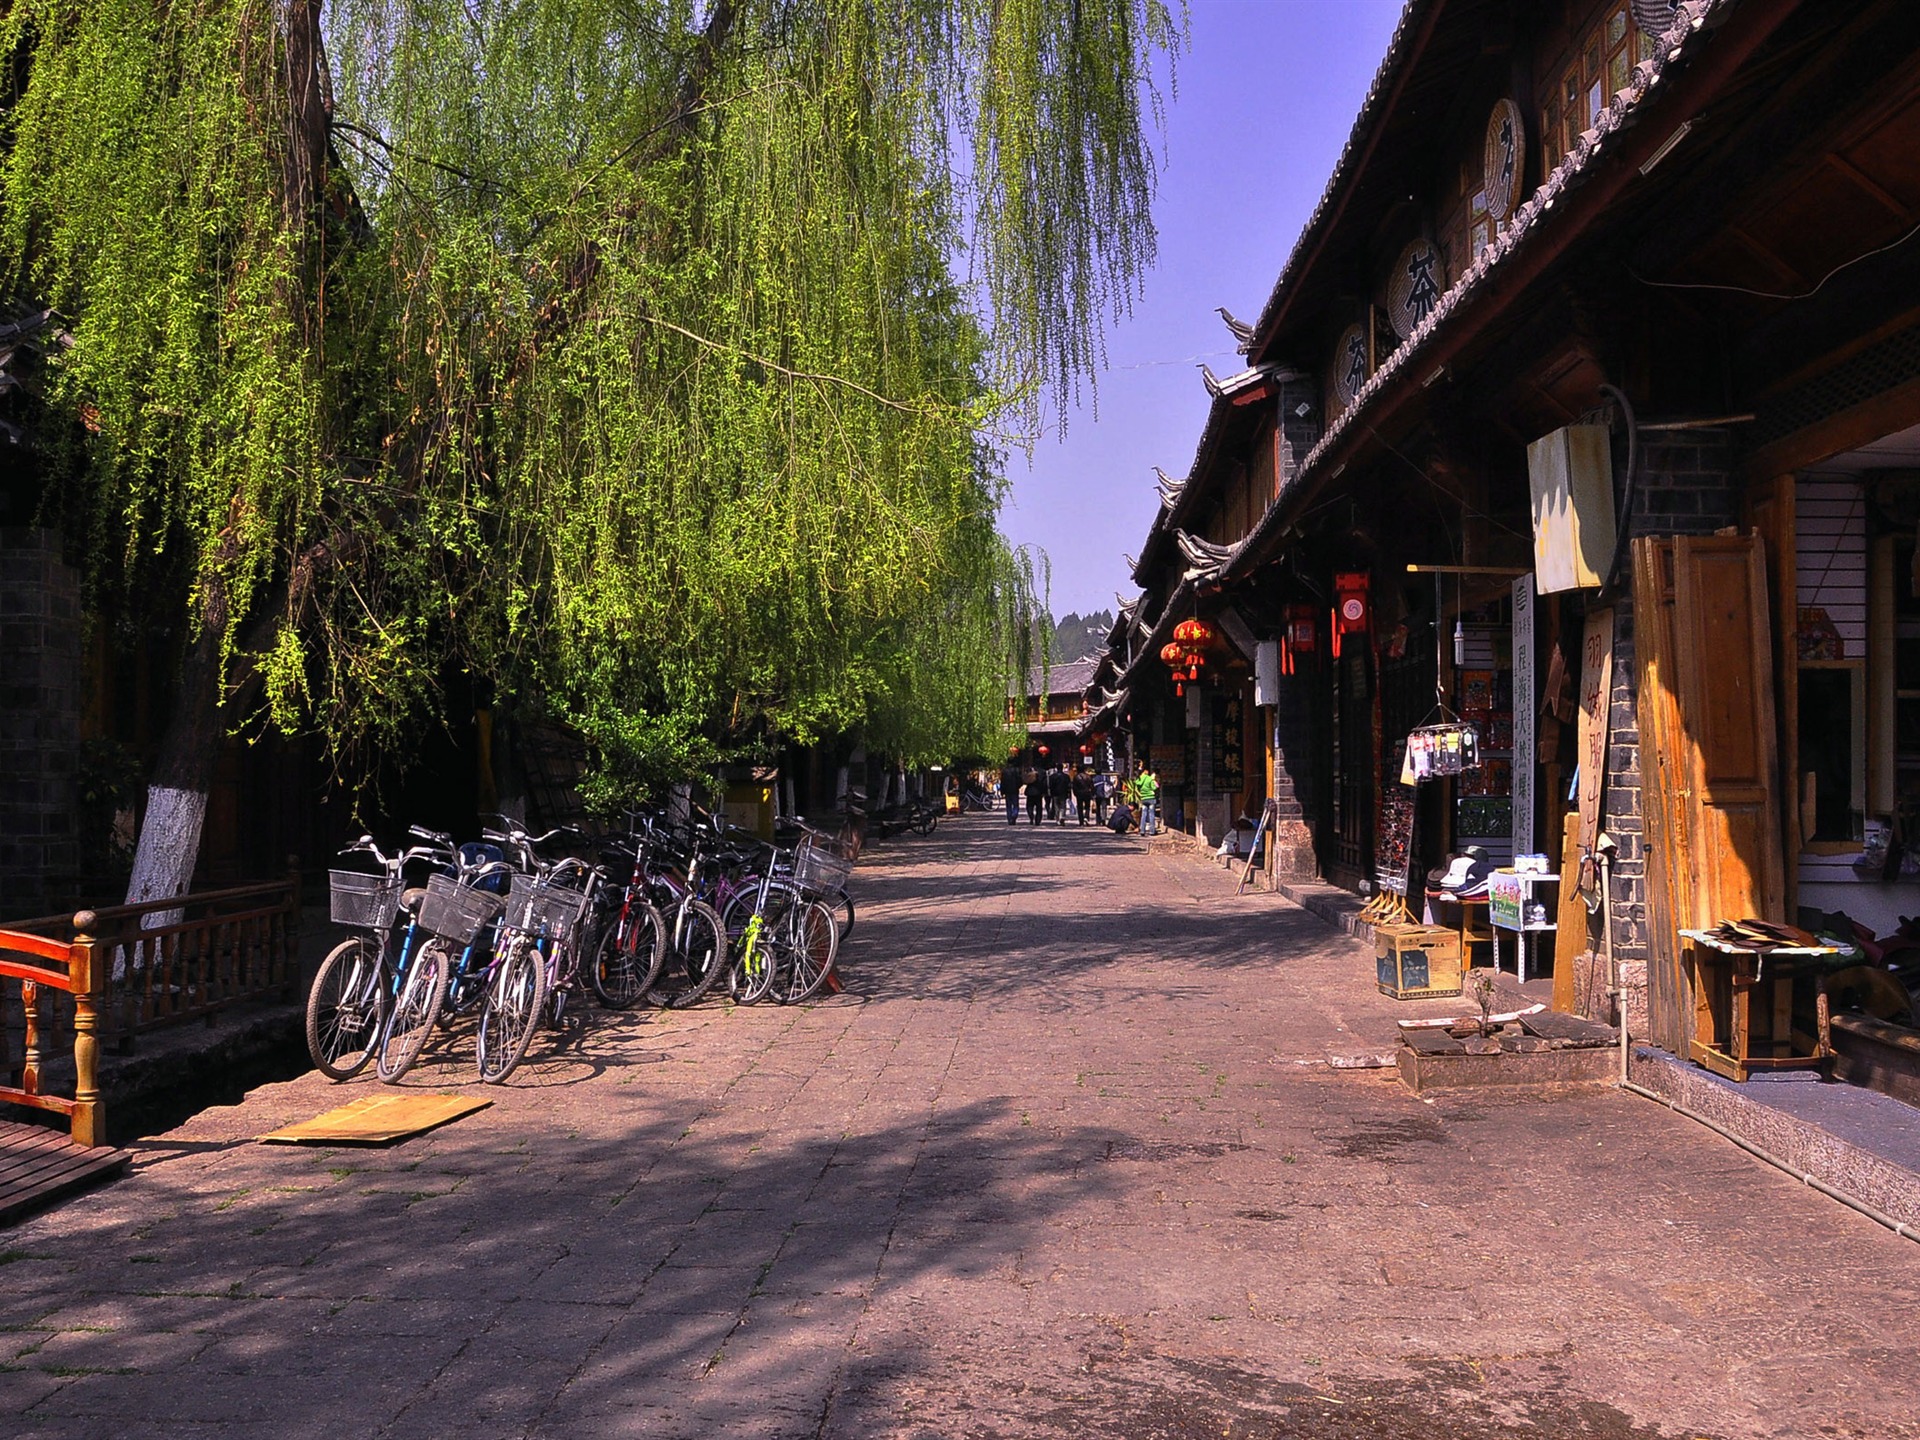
[329, 870, 404, 932]
[505, 873, 591, 944]
[417, 873, 505, 946]
[791, 838, 853, 900]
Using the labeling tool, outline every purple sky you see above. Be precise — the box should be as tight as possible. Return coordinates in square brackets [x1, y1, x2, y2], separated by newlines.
[999, 0, 1406, 619]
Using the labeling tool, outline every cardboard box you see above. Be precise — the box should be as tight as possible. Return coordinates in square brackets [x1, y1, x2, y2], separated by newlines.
[1376, 923, 1464, 1000]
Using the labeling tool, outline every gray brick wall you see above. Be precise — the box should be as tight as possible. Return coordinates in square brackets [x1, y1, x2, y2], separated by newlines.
[1274, 378, 1321, 487]
[0, 527, 82, 915]
[1592, 429, 1735, 995]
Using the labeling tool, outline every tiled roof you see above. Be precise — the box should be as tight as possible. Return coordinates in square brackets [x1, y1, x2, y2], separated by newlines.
[1020, 655, 1102, 699]
[1224, 0, 1727, 582]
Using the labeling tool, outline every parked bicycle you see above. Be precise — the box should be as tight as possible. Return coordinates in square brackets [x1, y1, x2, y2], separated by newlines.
[308, 828, 456, 1081]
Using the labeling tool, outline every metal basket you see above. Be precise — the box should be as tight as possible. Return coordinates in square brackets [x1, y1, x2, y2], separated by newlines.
[417, 873, 505, 946]
[329, 870, 404, 931]
[791, 838, 853, 899]
[504, 873, 591, 944]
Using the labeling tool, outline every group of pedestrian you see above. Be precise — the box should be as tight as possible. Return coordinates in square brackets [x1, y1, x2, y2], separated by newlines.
[996, 755, 1159, 834]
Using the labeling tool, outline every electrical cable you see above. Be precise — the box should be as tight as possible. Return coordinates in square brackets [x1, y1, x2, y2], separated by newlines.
[1630, 218, 1920, 303]
[1598, 382, 1640, 601]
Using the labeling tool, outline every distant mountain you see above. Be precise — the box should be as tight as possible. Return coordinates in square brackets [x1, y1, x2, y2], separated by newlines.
[1050, 609, 1114, 664]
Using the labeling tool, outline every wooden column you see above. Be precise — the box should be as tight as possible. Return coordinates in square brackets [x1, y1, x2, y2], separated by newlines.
[70, 911, 102, 1149]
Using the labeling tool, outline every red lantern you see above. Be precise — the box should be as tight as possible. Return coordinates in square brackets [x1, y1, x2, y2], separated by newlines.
[1172, 617, 1216, 649]
[1037, 744, 1050, 757]
[1332, 572, 1370, 658]
[1159, 640, 1185, 667]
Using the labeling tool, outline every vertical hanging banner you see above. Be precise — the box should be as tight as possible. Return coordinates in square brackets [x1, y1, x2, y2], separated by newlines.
[1575, 608, 1616, 888]
[1512, 575, 1537, 854]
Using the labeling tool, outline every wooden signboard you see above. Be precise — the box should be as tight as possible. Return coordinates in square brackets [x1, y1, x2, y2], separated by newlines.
[1512, 575, 1537, 854]
[1575, 607, 1615, 885]
[1483, 98, 1524, 221]
[1385, 237, 1447, 340]
[1329, 322, 1370, 416]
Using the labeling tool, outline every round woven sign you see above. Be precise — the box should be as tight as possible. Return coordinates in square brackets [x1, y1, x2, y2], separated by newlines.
[1385, 238, 1448, 341]
[1329, 323, 1370, 414]
[1483, 98, 1524, 222]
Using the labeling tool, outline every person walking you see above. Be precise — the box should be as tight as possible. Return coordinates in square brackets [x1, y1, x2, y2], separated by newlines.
[1047, 764, 1071, 825]
[1024, 766, 1045, 826]
[1092, 771, 1112, 826]
[1071, 767, 1095, 826]
[1134, 761, 1160, 836]
[1000, 754, 1023, 825]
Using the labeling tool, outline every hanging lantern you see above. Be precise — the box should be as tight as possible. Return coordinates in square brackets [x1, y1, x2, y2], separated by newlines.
[1331, 572, 1370, 659]
[1037, 744, 1050, 757]
[1286, 605, 1317, 652]
[1159, 640, 1186, 667]
[1334, 572, 1370, 634]
[1172, 617, 1217, 649]
[1280, 604, 1318, 676]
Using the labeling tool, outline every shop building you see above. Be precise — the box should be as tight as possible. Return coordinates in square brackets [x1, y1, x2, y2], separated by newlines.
[1092, 0, 1920, 1081]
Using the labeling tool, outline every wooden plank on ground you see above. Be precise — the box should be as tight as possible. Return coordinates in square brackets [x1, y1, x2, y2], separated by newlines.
[259, 1093, 492, 1146]
[0, 1119, 128, 1226]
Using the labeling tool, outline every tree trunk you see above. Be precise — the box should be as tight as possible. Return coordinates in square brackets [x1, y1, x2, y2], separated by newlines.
[124, 573, 230, 917]
[124, 7, 334, 925]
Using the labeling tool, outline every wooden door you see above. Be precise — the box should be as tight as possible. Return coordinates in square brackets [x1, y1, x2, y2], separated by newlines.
[1632, 531, 1786, 1054]
[1670, 534, 1786, 925]
[1633, 537, 1696, 1052]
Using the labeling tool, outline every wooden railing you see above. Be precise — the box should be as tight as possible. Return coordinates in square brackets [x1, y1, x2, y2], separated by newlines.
[0, 921, 103, 1147]
[3, 863, 301, 1048]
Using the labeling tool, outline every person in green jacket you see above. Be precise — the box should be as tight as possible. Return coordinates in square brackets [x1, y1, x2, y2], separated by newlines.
[1133, 762, 1160, 836]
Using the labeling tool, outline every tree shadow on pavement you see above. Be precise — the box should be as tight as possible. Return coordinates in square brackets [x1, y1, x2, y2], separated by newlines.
[1, 1094, 1136, 1438]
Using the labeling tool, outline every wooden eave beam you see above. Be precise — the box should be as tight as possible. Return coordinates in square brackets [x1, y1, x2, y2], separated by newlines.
[1234, 0, 1803, 580]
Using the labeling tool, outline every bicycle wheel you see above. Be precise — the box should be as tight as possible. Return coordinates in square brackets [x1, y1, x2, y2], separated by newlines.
[306, 936, 389, 1081]
[826, 888, 855, 939]
[728, 883, 798, 1004]
[377, 939, 450, 1083]
[590, 902, 666, 1009]
[773, 899, 840, 1004]
[476, 940, 549, 1083]
[646, 900, 727, 1008]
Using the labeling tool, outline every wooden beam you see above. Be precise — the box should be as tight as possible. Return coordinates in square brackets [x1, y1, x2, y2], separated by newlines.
[1741, 372, 1920, 481]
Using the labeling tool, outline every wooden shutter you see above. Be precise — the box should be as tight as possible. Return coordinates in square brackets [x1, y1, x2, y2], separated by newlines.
[1631, 531, 1786, 1054]
[1633, 536, 1695, 1052]
[1670, 534, 1786, 923]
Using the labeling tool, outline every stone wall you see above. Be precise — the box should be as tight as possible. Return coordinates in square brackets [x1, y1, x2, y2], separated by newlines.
[0, 527, 82, 914]
[1588, 428, 1736, 1025]
[1269, 666, 1321, 879]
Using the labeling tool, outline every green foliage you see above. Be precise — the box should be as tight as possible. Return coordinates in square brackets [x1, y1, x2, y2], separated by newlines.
[1, 0, 1178, 799]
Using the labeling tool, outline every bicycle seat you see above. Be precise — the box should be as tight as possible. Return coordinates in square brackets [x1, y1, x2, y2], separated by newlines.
[401, 886, 427, 914]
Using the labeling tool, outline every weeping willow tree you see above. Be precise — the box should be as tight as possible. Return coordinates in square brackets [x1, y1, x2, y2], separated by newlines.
[0, 0, 1177, 899]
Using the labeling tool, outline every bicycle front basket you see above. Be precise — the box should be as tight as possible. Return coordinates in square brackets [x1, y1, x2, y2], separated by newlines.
[329, 869, 404, 931]
[417, 873, 504, 946]
[505, 873, 591, 943]
[791, 838, 853, 899]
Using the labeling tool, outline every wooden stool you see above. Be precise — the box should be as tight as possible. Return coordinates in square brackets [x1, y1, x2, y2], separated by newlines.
[1427, 890, 1495, 970]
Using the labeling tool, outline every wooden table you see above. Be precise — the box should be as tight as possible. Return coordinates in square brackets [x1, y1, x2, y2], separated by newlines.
[1679, 929, 1839, 1082]
[1426, 890, 1494, 970]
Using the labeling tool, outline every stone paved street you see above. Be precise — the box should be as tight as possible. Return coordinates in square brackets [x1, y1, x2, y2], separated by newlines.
[5, 817, 1919, 1438]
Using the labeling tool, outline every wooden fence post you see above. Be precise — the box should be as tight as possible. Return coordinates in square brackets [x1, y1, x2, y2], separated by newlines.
[70, 911, 103, 1149]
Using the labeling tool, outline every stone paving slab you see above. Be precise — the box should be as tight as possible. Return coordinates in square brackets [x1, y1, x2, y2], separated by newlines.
[3, 817, 1918, 1437]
